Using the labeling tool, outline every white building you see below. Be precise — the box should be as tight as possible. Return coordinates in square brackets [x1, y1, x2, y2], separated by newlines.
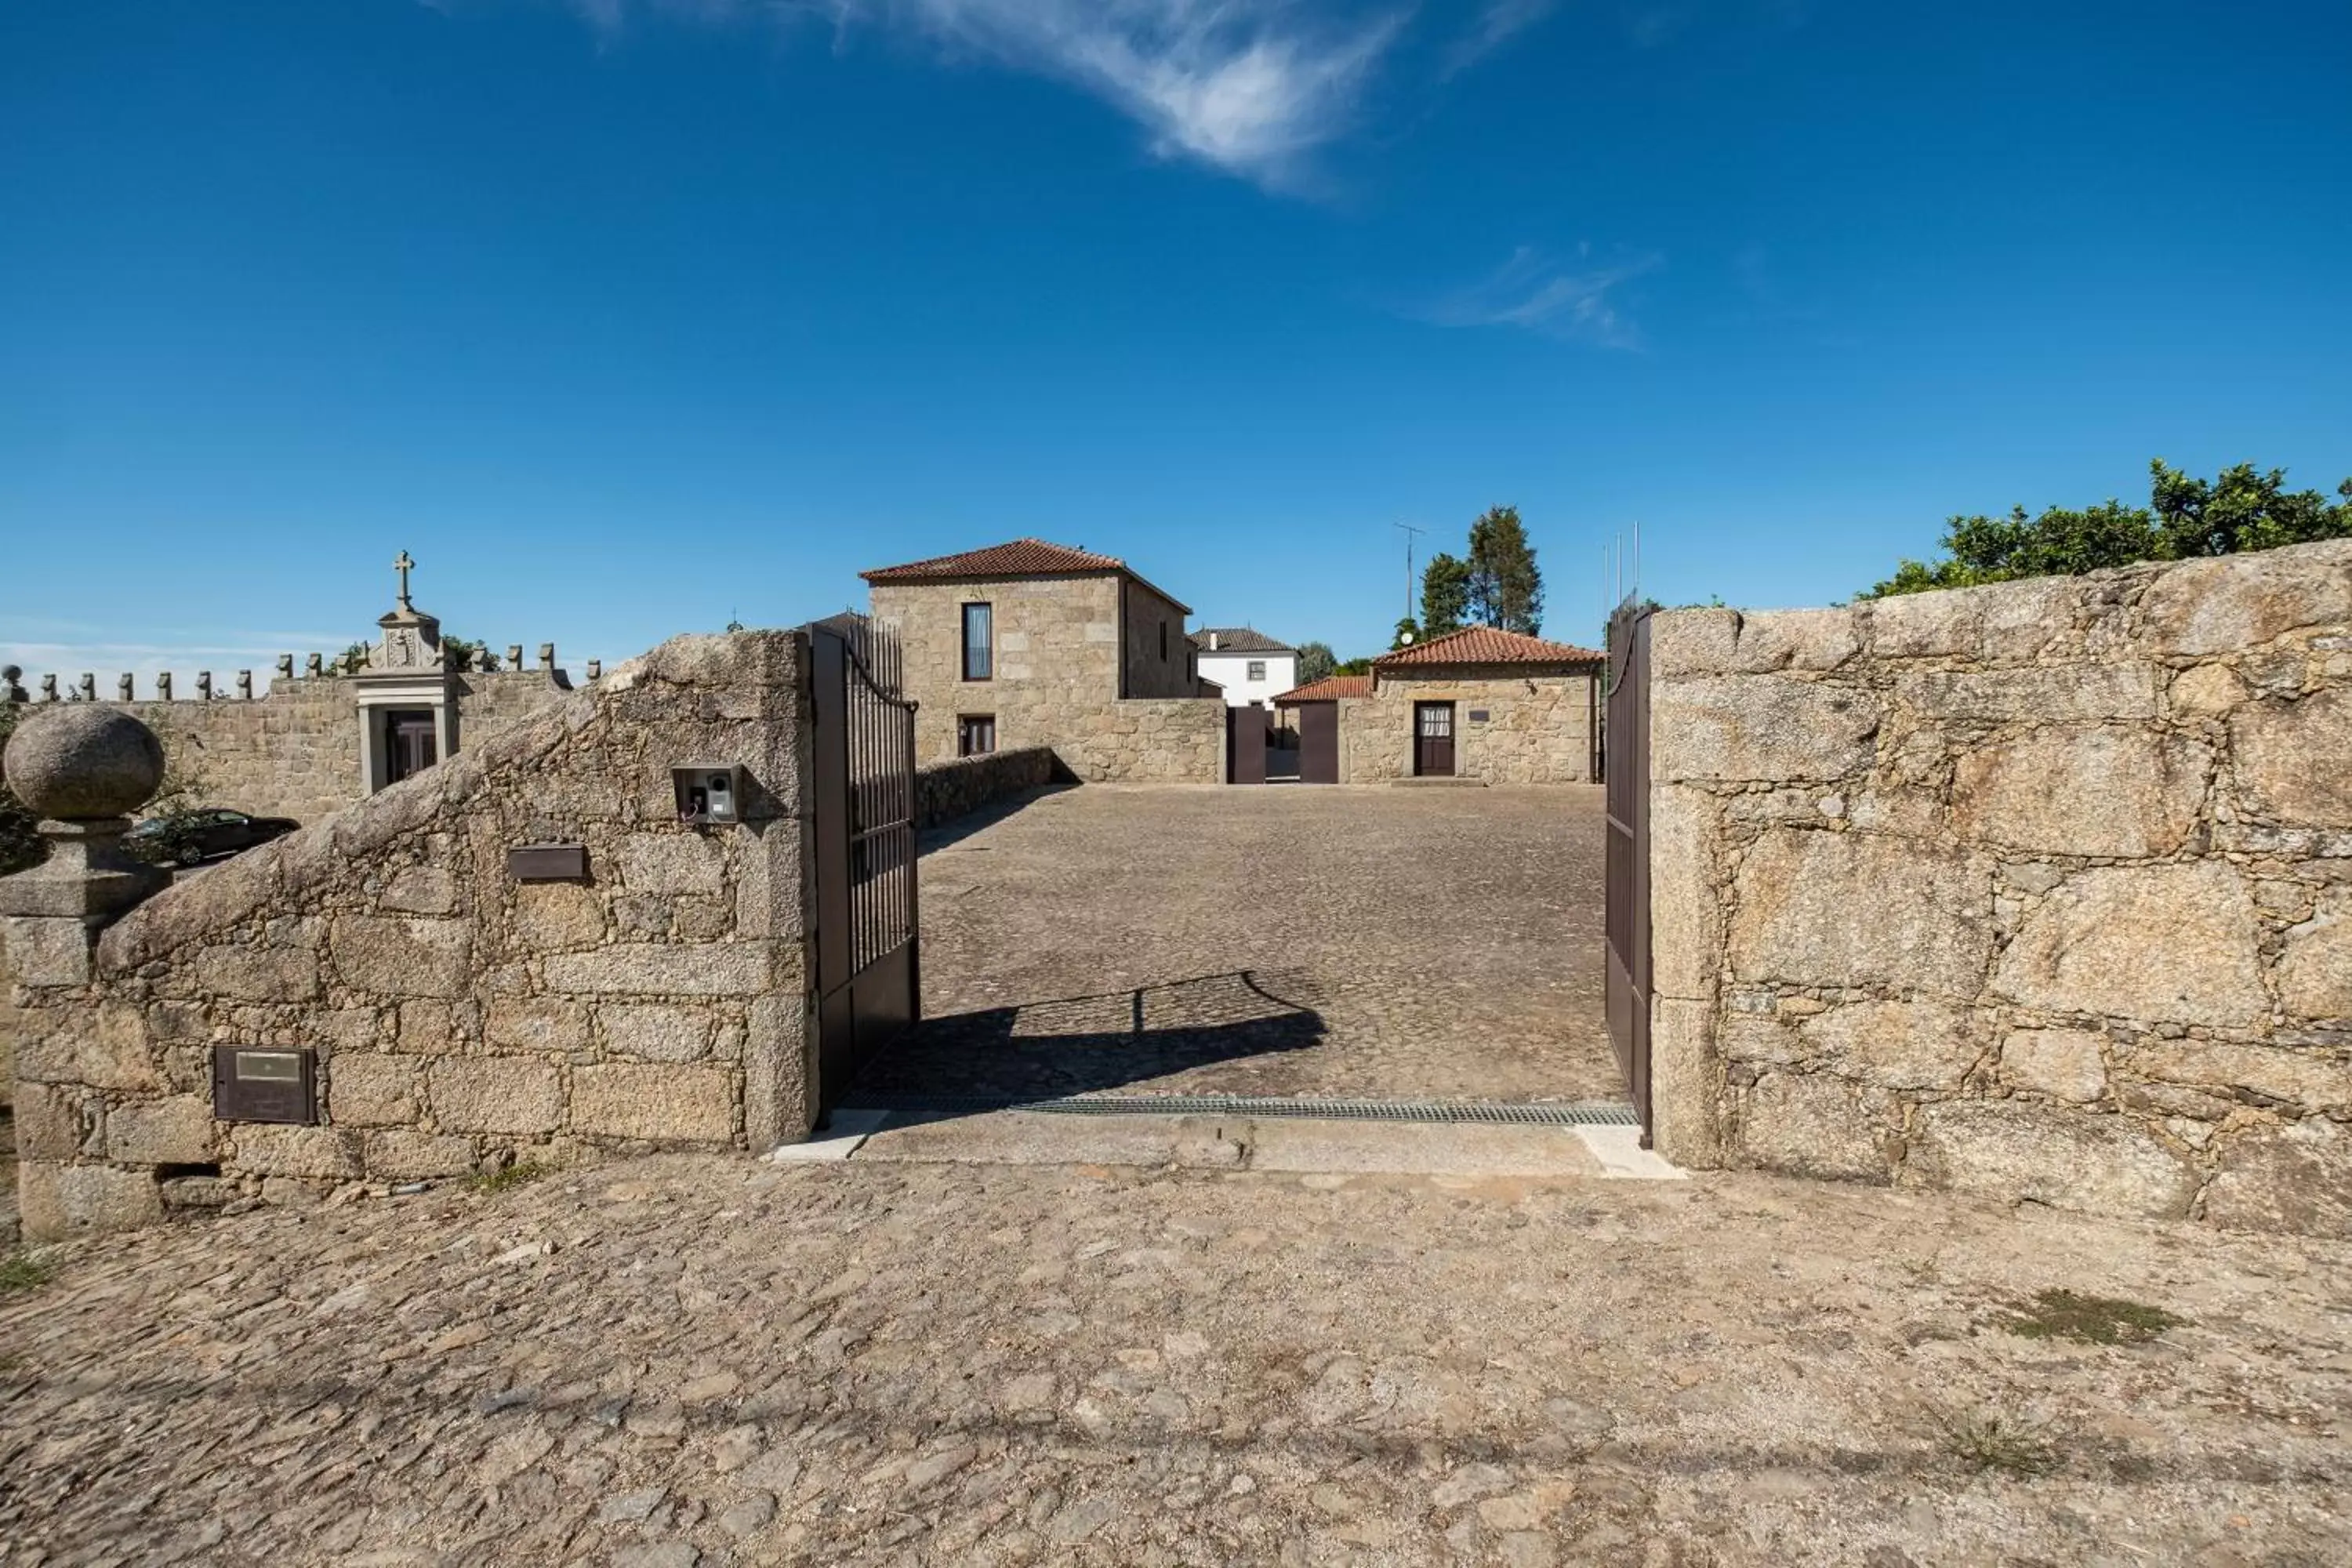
[1192, 628, 1298, 709]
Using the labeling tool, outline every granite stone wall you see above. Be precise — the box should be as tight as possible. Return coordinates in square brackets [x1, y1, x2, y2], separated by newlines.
[120, 681, 365, 826]
[1646, 539, 2352, 1236]
[1336, 670, 1600, 783]
[915, 746, 1059, 829]
[6, 633, 816, 1240]
[1051, 698, 1226, 783]
[1120, 578, 1200, 699]
[453, 669, 580, 744]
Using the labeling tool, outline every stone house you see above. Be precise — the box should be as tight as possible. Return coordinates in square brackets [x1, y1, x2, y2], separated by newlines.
[1275, 627, 1603, 784]
[862, 539, 1225, 782]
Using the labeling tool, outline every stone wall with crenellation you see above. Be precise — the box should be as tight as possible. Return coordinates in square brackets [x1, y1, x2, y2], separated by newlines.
[6, 633, 816, 1240]
[13, 667, 583, 829]
[118, 681, 365, 826]
[1646, 539, 2352, 1236]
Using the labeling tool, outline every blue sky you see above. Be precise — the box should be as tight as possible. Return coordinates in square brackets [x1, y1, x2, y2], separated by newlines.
[4, 0, 2348, 681]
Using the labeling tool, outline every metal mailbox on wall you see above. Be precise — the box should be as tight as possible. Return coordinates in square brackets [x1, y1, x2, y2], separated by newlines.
[212, 1045, 318, 1125]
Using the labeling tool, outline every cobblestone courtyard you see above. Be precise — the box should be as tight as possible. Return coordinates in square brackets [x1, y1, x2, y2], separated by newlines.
[852, 786, 1620, 1105]
[3, 1154, 2346, 1566]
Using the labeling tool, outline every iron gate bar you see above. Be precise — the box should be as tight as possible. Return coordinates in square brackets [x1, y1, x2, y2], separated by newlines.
[837, 1092, 1642, 1127]
[1602, 599, 1653, 1144]
[810, 614, 921, 1116]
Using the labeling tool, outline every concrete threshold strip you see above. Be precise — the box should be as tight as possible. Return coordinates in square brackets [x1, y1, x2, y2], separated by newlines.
[768, 1097, 1685, 1181]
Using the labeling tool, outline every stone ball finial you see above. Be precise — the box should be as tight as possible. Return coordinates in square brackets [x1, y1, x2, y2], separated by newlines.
[2, 705, 167, 820]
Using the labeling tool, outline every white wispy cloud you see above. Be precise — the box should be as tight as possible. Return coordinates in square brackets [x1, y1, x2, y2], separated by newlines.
[530, 1, 1420, 191]
[1440, 0, 1559, 79]
[1413, 245, 1660, 349]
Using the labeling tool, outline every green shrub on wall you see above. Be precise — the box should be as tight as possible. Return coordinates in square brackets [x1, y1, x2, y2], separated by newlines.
[1865, 459, 2352, 597]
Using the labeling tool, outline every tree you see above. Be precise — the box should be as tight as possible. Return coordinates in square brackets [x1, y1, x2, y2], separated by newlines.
[1334, 655, 1375, 676]
[1391, 616, 1421, 651]
[1419, 553, 1472, 637]
[1294, 641, 1338, 684]
[1865, 460, 2352, 597]
[1465, 506, 1544, 633]
[437, 637, 493, 673]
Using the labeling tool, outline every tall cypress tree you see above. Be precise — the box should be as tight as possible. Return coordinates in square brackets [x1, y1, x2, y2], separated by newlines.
[1465, 506, 1544, 634]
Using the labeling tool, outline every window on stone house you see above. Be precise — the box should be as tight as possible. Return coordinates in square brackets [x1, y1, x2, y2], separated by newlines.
[1247, 659, 1266, 682]
[962, 602, 992, 681]
[958, 714, 996, 757]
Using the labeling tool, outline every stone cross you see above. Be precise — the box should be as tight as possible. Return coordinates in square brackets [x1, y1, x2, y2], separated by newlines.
[394, 550, 416, 609]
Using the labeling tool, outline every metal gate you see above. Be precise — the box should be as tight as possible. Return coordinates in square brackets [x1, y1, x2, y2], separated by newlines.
[1227, 706, 1266, 784]
[1603, 600, 1653, 1143]
[809, 615, 920, 1116]
[1299, 702, 1339, 784]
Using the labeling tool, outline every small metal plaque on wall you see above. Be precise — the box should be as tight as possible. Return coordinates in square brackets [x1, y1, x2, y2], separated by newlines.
[1468, 710, 1491, 724]
[212, 1045, 318, 1125]
[507, 843, 590, 882]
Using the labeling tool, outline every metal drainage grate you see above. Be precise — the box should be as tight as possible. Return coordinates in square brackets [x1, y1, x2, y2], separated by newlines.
[836, 1093, 1640, 1128]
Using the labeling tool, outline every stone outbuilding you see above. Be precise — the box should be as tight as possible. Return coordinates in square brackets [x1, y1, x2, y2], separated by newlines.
[862, 539, 1225, 781]
[1274, 628, 1603, 784]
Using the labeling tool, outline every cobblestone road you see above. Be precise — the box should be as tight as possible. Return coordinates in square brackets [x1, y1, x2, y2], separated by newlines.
[855, 786, 1618, 1105]
[2, 1154, 2346, 1565]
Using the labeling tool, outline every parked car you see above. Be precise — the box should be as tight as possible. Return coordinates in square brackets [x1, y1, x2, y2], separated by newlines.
[130, 808, 300, 866]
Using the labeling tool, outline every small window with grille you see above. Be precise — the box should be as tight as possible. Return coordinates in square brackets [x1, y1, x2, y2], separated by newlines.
[959, 714, 997, 757]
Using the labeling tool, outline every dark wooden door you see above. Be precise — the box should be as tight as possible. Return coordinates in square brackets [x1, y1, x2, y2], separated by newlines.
[1299, 702, 1339, 783]
[1604, 603, 1653, 1144]
[1413, 702, 1455, 777]
[387, 712, 437, 783]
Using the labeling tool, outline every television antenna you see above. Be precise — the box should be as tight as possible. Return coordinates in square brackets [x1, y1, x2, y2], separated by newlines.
[1393, 521, 1425, 621]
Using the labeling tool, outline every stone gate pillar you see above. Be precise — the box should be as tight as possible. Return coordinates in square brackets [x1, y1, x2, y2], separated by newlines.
[0, 707, 172, 1237]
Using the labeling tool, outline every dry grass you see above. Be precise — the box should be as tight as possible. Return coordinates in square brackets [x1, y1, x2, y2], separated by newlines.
[1937, 1408, 2062, 1478]
[465, 1160, 557, 1196]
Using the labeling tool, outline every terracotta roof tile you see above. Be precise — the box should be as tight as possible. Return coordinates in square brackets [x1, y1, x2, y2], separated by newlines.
[860, 538, 1129, 583]
[1191, 627, 1294, 654]
[1272, 673, 1373, 702]
[1374, 626, 1604, 668]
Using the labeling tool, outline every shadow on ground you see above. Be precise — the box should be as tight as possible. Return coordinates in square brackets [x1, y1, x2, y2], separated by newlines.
[917, 786, 1076, 856]
[844, 969, 1325, 1105]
